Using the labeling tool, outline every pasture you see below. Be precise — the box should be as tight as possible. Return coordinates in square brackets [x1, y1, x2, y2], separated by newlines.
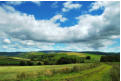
[0, 62, 119, 81]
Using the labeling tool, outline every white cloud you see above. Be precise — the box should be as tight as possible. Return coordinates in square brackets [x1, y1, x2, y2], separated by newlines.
[3, 39, 11, 44]
[0, 1, 120, 51]
[62, 1, 82, 12]
[2, 5, 16, 12]
[89, 1, 104, 12]
[31, 1, 41, 6]
[51, 14, 67, 22]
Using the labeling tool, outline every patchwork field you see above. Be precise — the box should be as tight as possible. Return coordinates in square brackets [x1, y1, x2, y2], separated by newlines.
[0, 52, 119, 81]
[57, 52, 102, 62]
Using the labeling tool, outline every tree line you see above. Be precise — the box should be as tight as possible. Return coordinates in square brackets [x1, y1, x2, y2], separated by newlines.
[100, 55, 120, 62]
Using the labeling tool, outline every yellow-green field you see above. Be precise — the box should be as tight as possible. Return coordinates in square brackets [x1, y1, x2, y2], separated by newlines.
[60, 52, 86, 57]
[0, 62, 119, 81]
[0, 52, 119, 81]
[57, 52, 102, 62]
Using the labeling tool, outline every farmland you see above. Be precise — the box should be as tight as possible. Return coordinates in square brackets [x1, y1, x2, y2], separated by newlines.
[0, 51, 120, 81]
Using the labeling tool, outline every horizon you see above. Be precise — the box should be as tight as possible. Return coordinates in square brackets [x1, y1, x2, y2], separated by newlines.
[0, 50, 120, 53]
[0, 1, 120, 52]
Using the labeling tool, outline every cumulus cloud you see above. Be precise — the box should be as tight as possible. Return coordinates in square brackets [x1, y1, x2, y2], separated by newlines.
[51, 14, 67, 22]
[89, 1, 104, 12]
[62, 1, 82, 12]
[0, 1, 120, 51]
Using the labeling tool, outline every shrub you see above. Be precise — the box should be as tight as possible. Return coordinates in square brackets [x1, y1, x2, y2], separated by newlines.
[56, 55, 84, 64]
[19, 61, 26, 66]
[43, 60, 50, 65]
[86, 56, 91, 59]
[100, 55, 120, 62]
[37, 61, 42, 65]
[27, 61, 34, 66]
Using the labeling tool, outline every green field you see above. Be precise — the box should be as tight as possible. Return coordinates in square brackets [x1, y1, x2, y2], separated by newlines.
[0, 62, 119, 81]
[57, 52, 102, 62]
[0, 52, 119, 81]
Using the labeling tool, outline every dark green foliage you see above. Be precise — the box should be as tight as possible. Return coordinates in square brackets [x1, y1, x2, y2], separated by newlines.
[19, 61, 34, 66]
[37, 62, 42, 65]
[30, 57, 35, 61]
[56, 55, 84, 64]
[86, 56, 91, 59]
[19, 61, 26, 66]
[26, 61, 34, 66]
[100, 55, 120, 62]
[81, 51, 120, 55]
[43, 60, 50, 65]
[26, 53, 85, 65]
[0, 56, 22, 65]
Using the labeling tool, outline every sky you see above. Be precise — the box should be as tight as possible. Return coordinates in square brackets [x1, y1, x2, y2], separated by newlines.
[0, 1, 120, 52]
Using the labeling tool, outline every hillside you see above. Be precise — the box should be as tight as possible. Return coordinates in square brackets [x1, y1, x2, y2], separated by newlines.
[0, 51, 119, 57]
[0, 51, 119, 81]
[0, 56, 30, 65]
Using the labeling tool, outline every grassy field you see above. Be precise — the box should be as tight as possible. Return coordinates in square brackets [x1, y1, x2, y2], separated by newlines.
[0, 52, 119, 81]
[84, 53, 102, 62]
[57, 52, 86, 57]
[0, 62, 119, 81]
[0, 56, 30, 65]
[57, 52, 102, 62]
[0, 63, 86, 81]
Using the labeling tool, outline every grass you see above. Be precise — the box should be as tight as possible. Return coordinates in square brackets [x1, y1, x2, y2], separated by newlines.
[81, 64, 112, 81]
[57, 52, 102, 62]
[0, 52, 119, 81]
[37, 63, 112, 81]
[83, 53, 102, 62]
[0, 62, 118, 81]
[110, 62, 120, 81]
[0, 56, 30, 65]
[64, 52, 86, 57]
[0, 63, 87, 81]
[19, 52, 103, 63]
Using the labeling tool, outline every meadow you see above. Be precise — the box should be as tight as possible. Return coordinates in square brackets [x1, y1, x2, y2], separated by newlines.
[0, 52, 119, 81]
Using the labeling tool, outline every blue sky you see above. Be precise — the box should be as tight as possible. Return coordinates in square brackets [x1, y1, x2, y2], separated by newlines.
[0, 1, 120, 52]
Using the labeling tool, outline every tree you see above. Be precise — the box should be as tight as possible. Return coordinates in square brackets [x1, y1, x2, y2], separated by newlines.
[86, 56, 91, 59]
[100, 55, 120, 62]
[56, 56, 84, 65]
[56, 57, 69, 64]
[43, 60, 49, 65]
[37, 61, 41, 65]
[27, 61, 34, 66]
[19, 61, 26, 66]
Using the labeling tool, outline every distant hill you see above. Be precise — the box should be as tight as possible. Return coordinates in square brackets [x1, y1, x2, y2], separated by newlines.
[80, 51, 120, 55]
[0, 50, 120, 56]
[0, 52, 23, 56]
